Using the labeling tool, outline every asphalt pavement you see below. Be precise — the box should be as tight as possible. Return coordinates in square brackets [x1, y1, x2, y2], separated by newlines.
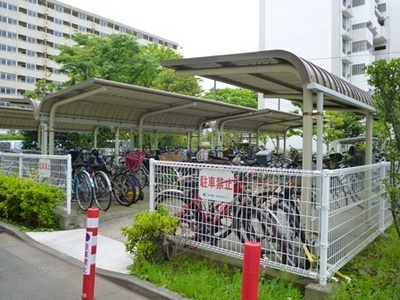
[0, 191, 189, 300]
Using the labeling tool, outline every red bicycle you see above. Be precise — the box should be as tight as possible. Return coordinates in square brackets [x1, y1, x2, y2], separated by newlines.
[155, 173, 299, 267]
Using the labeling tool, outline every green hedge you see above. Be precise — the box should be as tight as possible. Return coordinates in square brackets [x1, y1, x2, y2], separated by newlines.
[0, 175, 64, 228]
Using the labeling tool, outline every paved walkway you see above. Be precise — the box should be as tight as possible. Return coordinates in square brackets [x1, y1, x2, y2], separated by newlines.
[26, 229, 132, 274]
[0, 194, 189, 300]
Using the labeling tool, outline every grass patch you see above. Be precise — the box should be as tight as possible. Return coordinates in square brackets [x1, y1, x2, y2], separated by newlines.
[129, 255, 303, 300]
[127, 226, 400, 300]
[329, 226, 400, 299]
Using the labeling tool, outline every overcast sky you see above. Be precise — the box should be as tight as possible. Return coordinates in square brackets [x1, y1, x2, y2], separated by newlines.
[59, 0, 260, 58]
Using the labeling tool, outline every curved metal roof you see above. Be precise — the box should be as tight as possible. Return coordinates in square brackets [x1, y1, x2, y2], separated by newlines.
[38, 78, 309, 135]
[161, 49, 375, 112]
[0, 98, 40, 130]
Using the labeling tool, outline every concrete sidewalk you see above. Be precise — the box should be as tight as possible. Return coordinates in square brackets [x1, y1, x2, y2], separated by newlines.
[26, 229, 132, 274]
[0, 196, 189, 300]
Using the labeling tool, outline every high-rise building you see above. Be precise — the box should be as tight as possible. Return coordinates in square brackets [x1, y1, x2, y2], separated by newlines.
[259, 0, 396, 92]
[0, 0, 180, 98]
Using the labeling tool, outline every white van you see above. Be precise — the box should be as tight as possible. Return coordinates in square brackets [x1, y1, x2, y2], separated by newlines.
[0, 140, 23, 153]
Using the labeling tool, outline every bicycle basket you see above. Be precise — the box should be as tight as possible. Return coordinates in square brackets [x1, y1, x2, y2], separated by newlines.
[125, 151, 145, 171]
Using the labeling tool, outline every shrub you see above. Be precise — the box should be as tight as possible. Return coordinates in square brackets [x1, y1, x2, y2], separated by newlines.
[121, 205, 179, 263]
[0, 175, 64, 228]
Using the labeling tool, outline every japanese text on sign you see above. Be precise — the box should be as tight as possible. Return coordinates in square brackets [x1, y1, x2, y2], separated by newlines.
[198, 170, 234, 202]
[38, 158, 51, 177]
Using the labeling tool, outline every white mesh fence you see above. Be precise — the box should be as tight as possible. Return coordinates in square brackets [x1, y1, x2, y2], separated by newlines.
[149, 159, 391, 284]
[0, 152, 72, 214]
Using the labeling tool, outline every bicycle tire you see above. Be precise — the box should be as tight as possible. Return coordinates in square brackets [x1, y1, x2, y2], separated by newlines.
[6, 163, 25, 177]
[76, 171, 93, 211]
[155, 191, 199, 240]
[112, 172, 137, 206]
[209, 202, 235, 246]
[271, 201, 310, 269]
[93, 171, 112, 211]
[235, 205, 291, 265]
[136, 165, 149, 189]
[127, 174, 143, 204]
[340, 173, 364, 209]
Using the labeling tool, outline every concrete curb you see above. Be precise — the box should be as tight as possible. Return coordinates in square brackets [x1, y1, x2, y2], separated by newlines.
[0, 221, 189, 300]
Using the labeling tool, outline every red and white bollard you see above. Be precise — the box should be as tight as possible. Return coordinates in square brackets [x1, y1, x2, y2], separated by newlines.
[82, 208, 99, 300]
[241, 241, 261, 300]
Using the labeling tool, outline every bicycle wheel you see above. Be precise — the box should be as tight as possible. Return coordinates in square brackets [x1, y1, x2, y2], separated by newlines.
[155, 191, 199, 241]
[127, 174, 143, 204]
[271, 201, 310, 269]
[330, 175, 350, 209]
[93, 171, 112, 211]
[233, 200, 294, 266]
[112, 173, 137, 206]
[135, 165, 149, 189]
[340, 173, 364, 209]
[6, 163, 24, 177]
[76, 171, 93, 211]
[209, 202, 235, 246]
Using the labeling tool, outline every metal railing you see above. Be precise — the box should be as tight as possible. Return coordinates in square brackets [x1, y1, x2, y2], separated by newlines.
[149, 159, 391, 285]
[0, 152, 73, 214]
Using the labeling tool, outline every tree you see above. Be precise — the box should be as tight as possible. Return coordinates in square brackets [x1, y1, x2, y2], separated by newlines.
[288, 101, 365, 152]
[203, 87, 258, 108]
[24, 79, 62, 100]
[365, 58, 400, 237]
[52, 32, 203, 94]
[23, 33, 204, 149]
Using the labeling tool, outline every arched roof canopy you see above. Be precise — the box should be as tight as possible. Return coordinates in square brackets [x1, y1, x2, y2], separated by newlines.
[0, 98, 40, 130]
[161, 49, 375, 113]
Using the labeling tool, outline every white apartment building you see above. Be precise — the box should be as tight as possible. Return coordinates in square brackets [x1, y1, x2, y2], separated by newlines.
[259, 0, 397, 93]
[0, 0, 179, 98]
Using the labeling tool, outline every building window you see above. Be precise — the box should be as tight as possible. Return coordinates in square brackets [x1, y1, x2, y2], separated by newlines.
[99, 32, 107, 37]
[342, 15, 350, 31]
[27, 10, 37, 17]
[54, 31, 63, 37]
[119, 26, 126, 33]
[26, 63, 36, 70]
[78, 12, 87, 20]
[100, 19, 107, 27]
[26, 36, 37, 43]
[0, 72, 16, 81]
[0, 30, 17, 39]
[342, 38, 350, 54]
[352, 0, 365, 7]
[0, 15, 17, 25]
[342, 62, 350, 78]
[27, 23, 37, 30]
[78, 25, 86, 32]
[54, 4, 64, 13]
[0, 87, 16, 95]
[27, 0, 38, 3]
[352, 64, 365, 76]
[0, 43, 16, 52]
[377, 3, 386, 12]
[0, 1, 18, 11]
[26, 49, 36, 56]
[375, 45, 386, 51]
[0, 58, 16, 66]
[54, 18, 63, 25]
[137, 32, 143, 39]
[352, 40, 368, 53]
[25, 76, 36, 84]
[352, 22, 367, 30]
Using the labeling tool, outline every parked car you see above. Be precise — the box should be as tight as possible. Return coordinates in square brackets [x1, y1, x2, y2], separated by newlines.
[0, 140, 23, 153]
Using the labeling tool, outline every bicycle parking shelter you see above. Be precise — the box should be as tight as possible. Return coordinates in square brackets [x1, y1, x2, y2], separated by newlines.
[161, 49, 376, 171]
[1, 49, 375, 172]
